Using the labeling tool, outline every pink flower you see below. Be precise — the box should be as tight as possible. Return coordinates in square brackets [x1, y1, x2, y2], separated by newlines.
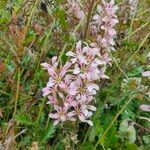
[41, 0, 118, 127]
[99, 67, 109, 79]
[41, 57, 72, 91]
[90, 0, 118, 51]
[49, 105, 76, 126]
[79, 97, 97, 115]
[73, 63, 100, 80]
[67, 42, 102, 80]
[86, 82, 99, 95]
[142, 71, 150, 77]
[68, 78, 87, 98]
[67, 0, 85, 20]
[73, 106, 94, 126]
[90, 25, 99, 35]
[140, 105, 150, 112]
[101, 0, 118, 16]
[58, 92, 77, 108]
[42, 85, 57, 96]
[66, 41, 87, 64]
[47, 95, 58, 106]
[84, 46, 101, 61]
[99, 53, 112, 66]
[68, 78, 99, 101]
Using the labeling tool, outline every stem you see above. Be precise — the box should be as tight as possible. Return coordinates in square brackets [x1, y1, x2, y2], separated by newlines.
[123, 22, 148, 41]
[132, 122, 150, 133]
[58, 17, 84, 63]
[45, 117, 50, 129]
[26, 0, 39, 30]
[83, 0, 95, 39]
[127, 1, 139, 42]
[33, 20, 55, 82]
[94, 94, 136, 150]
[126, 32, 150, 67]
[58, 43, 68, 63]
[37, 98, 46, 123]
[0, 89, 11, 96]
[82, 128, 89, 144]
[13, 69, 21, 118]
[110, 54, 128, 79]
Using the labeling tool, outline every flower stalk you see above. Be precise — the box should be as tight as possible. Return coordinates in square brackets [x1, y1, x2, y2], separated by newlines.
[41, 0, 118, 128]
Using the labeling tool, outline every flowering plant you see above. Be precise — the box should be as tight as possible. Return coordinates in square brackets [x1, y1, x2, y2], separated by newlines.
[1, 0, 150, 149]
[41, 0, 118, 126]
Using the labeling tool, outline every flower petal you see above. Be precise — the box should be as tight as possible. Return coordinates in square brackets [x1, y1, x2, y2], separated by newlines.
[85, 120, 93, 126]
[140, 105, 150, 112]
[66, 51, 76, 57]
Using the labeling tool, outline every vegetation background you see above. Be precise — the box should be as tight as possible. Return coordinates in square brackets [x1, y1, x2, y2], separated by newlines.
[0, 0, 150, 149]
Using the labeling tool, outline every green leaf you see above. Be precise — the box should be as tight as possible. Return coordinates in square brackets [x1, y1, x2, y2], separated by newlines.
[119, 120, 129, 133]
[127, 67, 143, 77]
[80, 142, 94, 150]
[143, 135, 150, 144]
[119, 120, 136, 143]
[125, 143, 138, 150]
[15, 115, 33, 125]
[127, 125, 136, 143]
[55, 8, 68, 29]
[89, 127, 96, 142]
[42, 125, 56, 142]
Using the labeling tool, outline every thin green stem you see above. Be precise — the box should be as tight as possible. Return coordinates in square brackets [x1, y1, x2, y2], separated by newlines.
[45, 117, 50, 129]
[82, 128, 89, 144]
[0, 89, 11, 96]
[26, 0, 39, 30]
[127, 2, 139, 42]
[33, 20, 55, 82]
[137, 8, 150, 17]
[58, 43, 68, 63]
[126, 32, 150, 67]
[13, 69, 21, 118]
[94, 94, 136, 150]
[123, 22, 149, 41]
[37, 98, 46, 123]
[110, 54, 129, 79]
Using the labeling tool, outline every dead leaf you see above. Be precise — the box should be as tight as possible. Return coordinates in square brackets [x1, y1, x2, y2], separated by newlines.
[0, 63, 6, 73]
[34, 23, 43, 35]
[30, 142, 39, 150]
[12, 11, 17, 25]
[9, 25, 26, 51]
[3, 120, 16, 150]
[0, 109, 3, 118]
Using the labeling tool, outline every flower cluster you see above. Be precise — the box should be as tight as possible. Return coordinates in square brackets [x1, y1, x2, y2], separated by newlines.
[41, 0, 118, 126]
[90, 0, 118, 51]
[66, 0, 85, 20]
[41, 41, 109, 126]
